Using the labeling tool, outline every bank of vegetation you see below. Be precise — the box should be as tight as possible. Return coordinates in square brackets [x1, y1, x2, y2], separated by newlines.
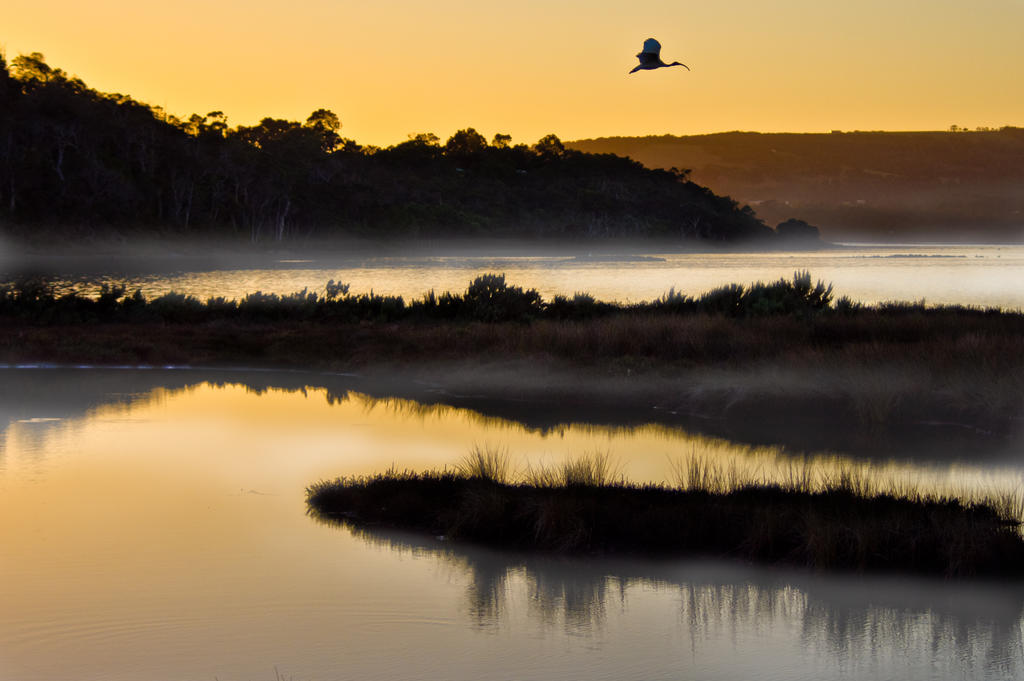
[307, 451, 1024, 577]
[2, 272, 1021, 435]
[0, 270, 843, 324]
[0, 52, 780, 245]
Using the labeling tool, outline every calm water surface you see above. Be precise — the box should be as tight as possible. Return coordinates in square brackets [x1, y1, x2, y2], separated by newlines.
[5, 243, 1024, 309]
[2, 368, 1023, 680]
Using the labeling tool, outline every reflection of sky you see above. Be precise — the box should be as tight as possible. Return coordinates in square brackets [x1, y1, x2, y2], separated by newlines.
[6, 419, 65, 465]
[2, 369, 1023, 680]
[5, 244, 1024, 309]
[2, 369, 1022, 509]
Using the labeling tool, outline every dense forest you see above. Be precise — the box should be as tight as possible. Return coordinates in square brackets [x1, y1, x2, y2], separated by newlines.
[570, 130, 1024, 241]
[0, 52, 783, 246]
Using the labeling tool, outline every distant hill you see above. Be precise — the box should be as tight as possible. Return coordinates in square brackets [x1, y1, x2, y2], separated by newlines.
[568, 130, 1024, 241]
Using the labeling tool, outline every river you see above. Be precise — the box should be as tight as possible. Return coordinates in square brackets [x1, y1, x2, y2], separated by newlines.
[1, 367, 1022, 681]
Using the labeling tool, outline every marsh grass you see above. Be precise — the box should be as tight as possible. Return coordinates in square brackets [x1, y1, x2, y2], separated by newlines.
[672, 454, 750, 493]
[458, 444, 513, 483]
[524, 451, 622, 488]
[669, 451, 1024, 521]
[307, 449, 1024, 578]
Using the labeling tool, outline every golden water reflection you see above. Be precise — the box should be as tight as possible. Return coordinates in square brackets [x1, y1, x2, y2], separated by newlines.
[361, 391, 1024, 514]
[3, 374, 1022, 516]
[2, 370, 1023, 680]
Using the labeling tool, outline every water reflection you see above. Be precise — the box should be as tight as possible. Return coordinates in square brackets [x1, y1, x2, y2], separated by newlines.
[2, 367, 1021, 508]
[341, 523, 1024, 679]
[2, 366, 1022, 680]
[353, 380, 1024, 464]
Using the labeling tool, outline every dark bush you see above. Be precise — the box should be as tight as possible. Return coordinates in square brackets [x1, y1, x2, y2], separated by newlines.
[147, 292, 206, 323]
[742, 270, 833, 317]
[463, 273, 542, 322]
[543, 292, 615, 320]
[698, 283, 744, 316]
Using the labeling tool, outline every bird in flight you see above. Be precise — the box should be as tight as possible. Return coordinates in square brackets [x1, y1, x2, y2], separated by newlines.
[629, 38, 690, 74]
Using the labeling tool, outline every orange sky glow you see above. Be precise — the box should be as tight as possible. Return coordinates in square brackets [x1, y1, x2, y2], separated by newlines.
[4, 0, 1023, 147]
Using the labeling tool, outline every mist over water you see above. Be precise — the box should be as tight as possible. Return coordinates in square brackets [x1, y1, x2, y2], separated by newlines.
[1, 368, 1023, 680]
[3, 243, 1023, 309]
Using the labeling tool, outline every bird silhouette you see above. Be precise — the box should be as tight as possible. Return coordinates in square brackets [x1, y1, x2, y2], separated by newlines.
[629, 38, 690, 74]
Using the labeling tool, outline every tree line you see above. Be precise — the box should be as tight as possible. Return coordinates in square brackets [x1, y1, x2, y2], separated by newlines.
[0, 52, 783, 244]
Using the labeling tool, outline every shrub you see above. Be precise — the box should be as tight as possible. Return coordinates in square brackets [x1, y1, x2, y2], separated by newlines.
[698, 283, 744, 316]
[543, 292, 614, 320]
[649, 287, 696, 315]
[414, 289, 462, 320]
[834, 295, 862, 314]
[148, 292, 206, 323]
[324, 279, 350, 300]
[742, 270, 832, 317]
[463, 273, 542, 322]
[342, 291, 406, 321]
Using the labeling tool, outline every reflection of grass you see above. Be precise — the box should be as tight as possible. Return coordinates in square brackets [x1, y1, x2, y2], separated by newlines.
[307, 455, 1024, 578]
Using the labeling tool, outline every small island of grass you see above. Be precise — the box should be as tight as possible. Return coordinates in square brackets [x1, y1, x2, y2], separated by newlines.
[307, 452, 1024, 579]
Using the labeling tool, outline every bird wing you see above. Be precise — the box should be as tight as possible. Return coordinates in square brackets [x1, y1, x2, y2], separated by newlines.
[635, 52, 660, 66]
[641, 38, 662, 55]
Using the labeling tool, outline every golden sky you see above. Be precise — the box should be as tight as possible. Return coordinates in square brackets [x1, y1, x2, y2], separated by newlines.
[4, 0, 1023, 146]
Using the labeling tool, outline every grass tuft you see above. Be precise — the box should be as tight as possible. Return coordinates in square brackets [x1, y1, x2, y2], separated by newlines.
[560, 451, 620, 487]
[458, 444, 513, 483]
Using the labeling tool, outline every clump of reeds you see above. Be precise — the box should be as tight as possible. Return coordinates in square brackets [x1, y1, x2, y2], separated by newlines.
[524, 451, 621, 488]
[671, 454, 747, 493]
[306, 448, 1024, 578]
[458, 444, 512, 483]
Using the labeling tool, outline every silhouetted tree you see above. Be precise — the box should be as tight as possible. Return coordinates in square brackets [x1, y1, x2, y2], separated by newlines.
[234, 117, 302, 148]
[305, 108, 342, 152]
[10, 52, 60, 84]
[533, 134, 566, 159]
[409, 132, 440, 145]
[205, 111, 228, 137]
[445, 128, 488, 159]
